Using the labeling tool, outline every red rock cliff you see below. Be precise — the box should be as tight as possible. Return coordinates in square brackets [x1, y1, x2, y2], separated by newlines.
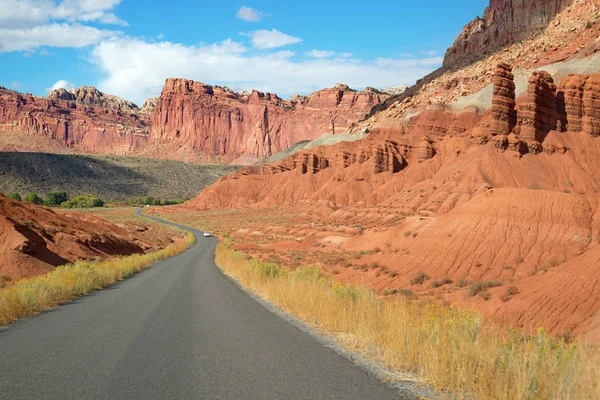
[0, 88, 149, 154]
[444, 0, 576, 68]
[149, 79, 389, 160]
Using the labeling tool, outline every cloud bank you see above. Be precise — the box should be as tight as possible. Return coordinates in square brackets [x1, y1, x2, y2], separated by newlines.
[0, 0, 123, 52]
[92, 37, 442, 104]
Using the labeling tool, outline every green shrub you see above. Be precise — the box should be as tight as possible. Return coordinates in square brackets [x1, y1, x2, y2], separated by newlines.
[6, 192, 21, 201]
[44, 191, 69, 206]
[24, 193, 43, 205]
[61, 194, 104, 208]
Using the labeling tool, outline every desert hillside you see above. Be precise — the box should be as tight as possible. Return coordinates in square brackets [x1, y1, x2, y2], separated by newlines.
[0, 194, 145, 281]
[0, 152, 238, 201]
[160, 0, 600, 340]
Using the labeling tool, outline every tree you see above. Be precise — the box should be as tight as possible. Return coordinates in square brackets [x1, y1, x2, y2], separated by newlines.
[44, 191, 69, 206]
[6, 192, 21, 201]
[25, 193, 43, 205]
[61, 194, 104, 209]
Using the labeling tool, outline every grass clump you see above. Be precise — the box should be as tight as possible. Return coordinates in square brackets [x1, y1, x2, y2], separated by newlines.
[500, 286, 520, 302]
[0, 233, 194, 327]
[410, 271, 430, 285]
[215, 245, 600, 400]
[468, 280, 503, 297]
[0, 275, 11, 288]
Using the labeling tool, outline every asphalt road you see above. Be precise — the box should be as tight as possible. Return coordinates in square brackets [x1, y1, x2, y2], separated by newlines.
[0, 211, 405, 399]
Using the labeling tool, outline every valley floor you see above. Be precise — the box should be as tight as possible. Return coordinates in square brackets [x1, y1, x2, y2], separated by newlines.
[150, 203, 600, 342]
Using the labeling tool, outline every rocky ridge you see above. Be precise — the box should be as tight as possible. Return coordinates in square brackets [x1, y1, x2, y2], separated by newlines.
[149, 79, 389, 160]
[1, 81, 388, 162]
[48, 86, 140, 113]
[361, 0, 600, 132]
[444, 0, 576, 69]
[0, 88, 150, 155]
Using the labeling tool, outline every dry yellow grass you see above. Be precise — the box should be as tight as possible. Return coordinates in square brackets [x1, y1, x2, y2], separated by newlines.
[0, 233, 194, 327]
[216, 244, 600, 400]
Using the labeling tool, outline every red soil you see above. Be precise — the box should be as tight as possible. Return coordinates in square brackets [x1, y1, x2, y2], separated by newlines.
[166, 64, 600, 340]
[0, 195, 146, 281]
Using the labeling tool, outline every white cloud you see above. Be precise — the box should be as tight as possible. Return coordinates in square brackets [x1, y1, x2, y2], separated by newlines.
[242, 29, 301, 49]
[91, 37, 443, 104]
[11, 81, 20, 89]
[420, 50, 438, 56]
[39, 48, 57, 56]
[399, 53, 413, 57]
[271, 50, 295, 58]
[236, 6, 267, 22]
[0, 23, 119, 52]
[305, 50, 335, 58]
[339, 52, 353, 58]
[0, 0, 125, 52]
[46, 79, 75, 92]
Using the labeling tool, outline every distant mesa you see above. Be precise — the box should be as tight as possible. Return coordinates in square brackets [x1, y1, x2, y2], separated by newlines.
[48, 86, 140, 113]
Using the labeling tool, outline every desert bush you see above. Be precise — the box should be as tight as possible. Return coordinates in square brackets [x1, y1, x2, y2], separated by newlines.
[501, 286, 520, 302]
[410, 271, 430, 285]
[6, 192, 21, 201]
[0, 275, 11, 288]
[24, 192, 43, 205]
[44, 191, 69, 206]
[61, 194, 104, 208]
[468, 280, 504, 297]
[456, 278, 470, 288]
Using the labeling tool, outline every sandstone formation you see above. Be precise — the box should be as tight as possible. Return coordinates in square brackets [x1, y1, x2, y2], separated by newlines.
[490, 63, 517, 135]
[444, 0, 576, 68]
[2, 80, 386, 162]
[0, 194, 145, 281]
[149, 79, 389, 160]
[180, 60, 600, 338]
[140, 97, 158, 114]
[516, 71, 558, 142]
[556, 72, 600, 137]
[380, 85, 408, 96]
[0, 88, 149, 154]
[582, 73, 600, 136]
[48, 86, 139, 113]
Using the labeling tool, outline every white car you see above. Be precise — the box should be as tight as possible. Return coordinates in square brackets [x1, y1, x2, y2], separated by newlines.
[203, 232, 212, 237]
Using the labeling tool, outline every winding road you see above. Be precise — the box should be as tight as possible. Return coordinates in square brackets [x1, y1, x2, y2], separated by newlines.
[0, 212, 406, 399]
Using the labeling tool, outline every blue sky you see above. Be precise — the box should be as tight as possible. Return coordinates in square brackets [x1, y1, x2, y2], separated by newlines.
[0, 0, 488, 105]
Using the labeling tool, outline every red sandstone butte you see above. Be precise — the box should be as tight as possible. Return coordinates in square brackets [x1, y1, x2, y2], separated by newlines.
[0, 87, 149, 154]
[149, 79, 389, 160]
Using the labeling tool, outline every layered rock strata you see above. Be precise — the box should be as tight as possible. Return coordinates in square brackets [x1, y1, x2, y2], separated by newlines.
[48, 86, 140, 113]
[516, 71, 558, 142]
[444, 0, 576, 68]
[0, 88, 149, 154]
[490, 63, 517, 135]
[149, 79, 389, 159]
